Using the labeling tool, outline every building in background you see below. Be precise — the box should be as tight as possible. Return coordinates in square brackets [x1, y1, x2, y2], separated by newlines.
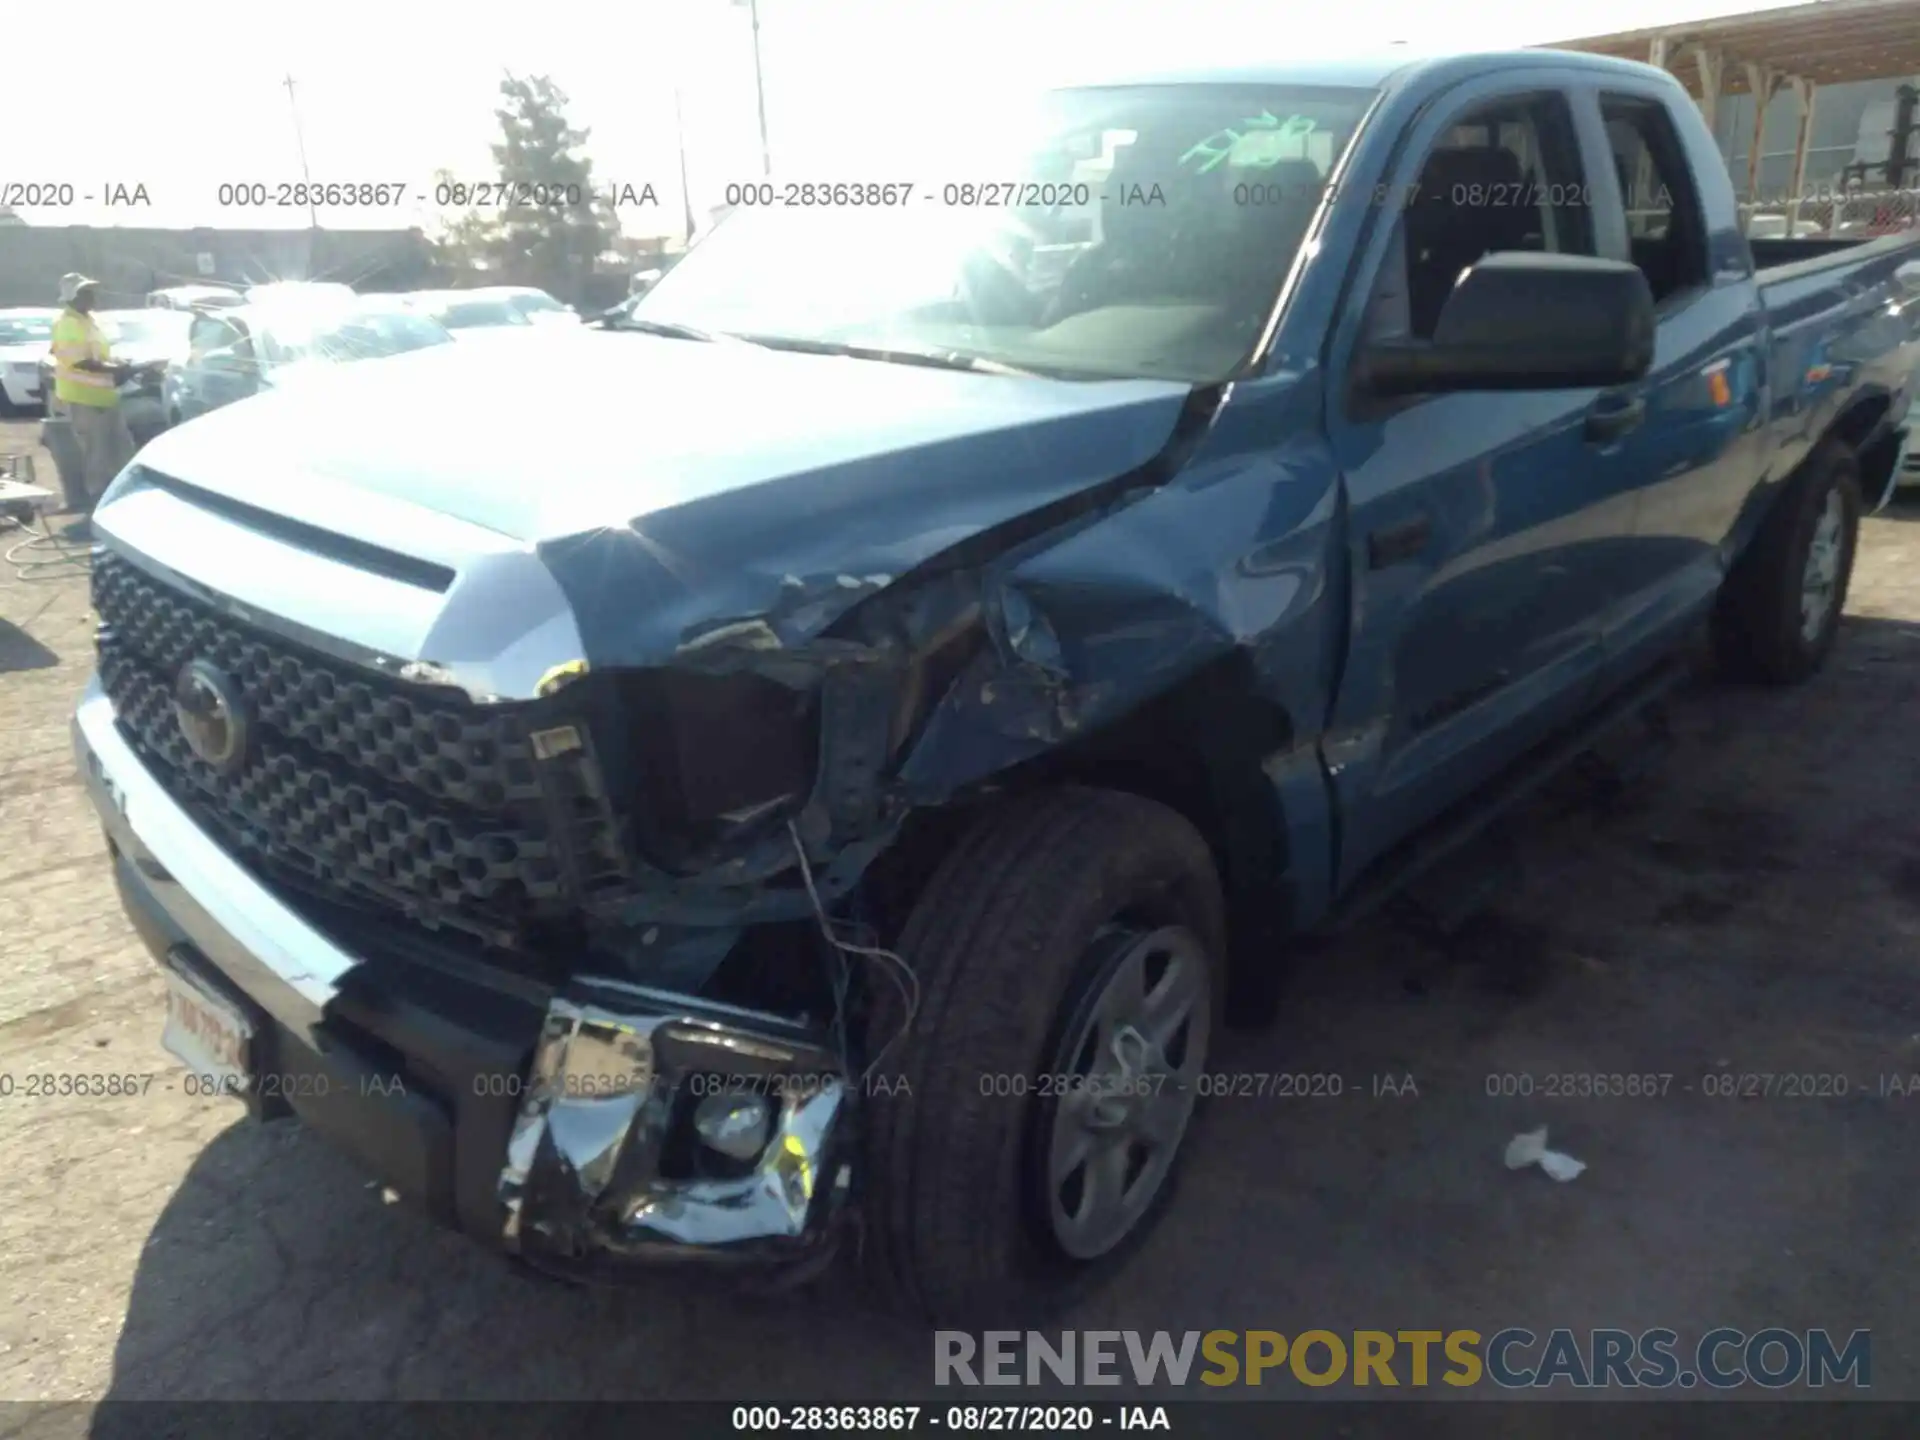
[0, 226, 434, 308]
[1712, 75, 1919, 200]
[1545, 0, 1919, 229]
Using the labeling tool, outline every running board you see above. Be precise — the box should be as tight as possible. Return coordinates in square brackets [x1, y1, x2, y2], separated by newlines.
[1323, 658, 1689, 934]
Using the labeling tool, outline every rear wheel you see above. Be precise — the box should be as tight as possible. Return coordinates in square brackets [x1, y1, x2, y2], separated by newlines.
[1713, 439, 1861, 684]
[862, 786, 1225, 1323]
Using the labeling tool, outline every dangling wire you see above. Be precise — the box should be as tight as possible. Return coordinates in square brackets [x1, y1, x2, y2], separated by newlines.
[787, 818, 920, 1085]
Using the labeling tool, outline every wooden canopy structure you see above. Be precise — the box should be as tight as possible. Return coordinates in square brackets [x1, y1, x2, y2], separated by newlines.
[1542, 0, 1920, 228]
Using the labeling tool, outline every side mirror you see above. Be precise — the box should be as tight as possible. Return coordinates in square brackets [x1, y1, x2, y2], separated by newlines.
[1360, 252, 1655, 397]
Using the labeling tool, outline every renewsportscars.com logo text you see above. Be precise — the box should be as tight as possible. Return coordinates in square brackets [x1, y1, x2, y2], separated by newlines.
[934, 1329, 1871, 1390]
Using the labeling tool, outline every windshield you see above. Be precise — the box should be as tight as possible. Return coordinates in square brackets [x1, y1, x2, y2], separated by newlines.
[0, 315, 54, 346]
[505, 291, 566, 316]
[434, 298, 530, 329]
[264, 306, 453, 364]
[630, 84, 1374, 383]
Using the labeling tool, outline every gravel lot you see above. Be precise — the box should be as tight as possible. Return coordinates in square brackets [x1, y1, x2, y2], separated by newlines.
[4, 413, 1920, 1411]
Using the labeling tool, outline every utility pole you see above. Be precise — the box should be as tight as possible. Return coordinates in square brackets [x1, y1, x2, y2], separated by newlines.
[283, 73, 319, 239]
[674, 85, 697, 245]
[732, 0, 772, 177]
[750, 0, 771, 176]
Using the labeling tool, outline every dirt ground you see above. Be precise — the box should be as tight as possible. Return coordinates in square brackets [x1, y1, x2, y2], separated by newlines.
[4, 412, 1920, 1410]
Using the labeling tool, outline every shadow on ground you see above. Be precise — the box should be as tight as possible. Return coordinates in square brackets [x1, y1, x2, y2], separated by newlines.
[0, 618, 60, 673]
[74, 615, 1920, 1414]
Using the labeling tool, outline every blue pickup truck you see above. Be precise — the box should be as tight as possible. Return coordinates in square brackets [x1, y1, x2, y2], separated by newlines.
[75, 47, 1920, 1321]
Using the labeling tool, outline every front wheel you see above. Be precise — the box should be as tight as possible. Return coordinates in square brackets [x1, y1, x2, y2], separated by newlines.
[1713, 438, 1861, 684]
[862, 787, 1225, 1324]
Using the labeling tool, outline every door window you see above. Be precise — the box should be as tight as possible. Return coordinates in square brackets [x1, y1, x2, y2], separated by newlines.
[1599, 97, 1709, 305]
[1366, 93, 1595, 343]
[189, 316, 241, 366]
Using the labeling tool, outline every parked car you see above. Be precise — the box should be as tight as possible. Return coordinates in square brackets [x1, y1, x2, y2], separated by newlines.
[73, 48, 1920, 1323]
[164, 296, 452, 424]
[483, 285, 581, 326]
[99, 310, 193, 443]
[245, 281, 358, 304]
[396, 290, 537, 337]
[148, 285, 245, 312]
[97, 309, 194, 365]
[31, 310, 191, 442]
[0, 308, 57, 413]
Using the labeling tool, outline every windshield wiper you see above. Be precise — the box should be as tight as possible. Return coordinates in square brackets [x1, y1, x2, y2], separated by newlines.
[606, 316, 727, 343]
[727, 335, 1047, 378]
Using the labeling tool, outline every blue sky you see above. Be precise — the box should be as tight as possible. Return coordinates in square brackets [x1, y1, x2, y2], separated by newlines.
[7, 0, 1798, 235]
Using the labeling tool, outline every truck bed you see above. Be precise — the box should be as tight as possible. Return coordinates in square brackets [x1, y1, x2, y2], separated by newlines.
[1750, 229, 1920, 279]
[1753, 229, 1920, 508]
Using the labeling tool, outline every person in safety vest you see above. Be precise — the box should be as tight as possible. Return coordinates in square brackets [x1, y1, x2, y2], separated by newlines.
[51, 273, 137, 507]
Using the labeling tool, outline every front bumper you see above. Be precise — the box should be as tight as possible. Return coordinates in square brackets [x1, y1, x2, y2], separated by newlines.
[74, 675, 853, 1280]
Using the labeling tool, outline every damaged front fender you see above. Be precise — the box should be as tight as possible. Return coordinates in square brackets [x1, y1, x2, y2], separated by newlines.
[515, 373, 1340, 974]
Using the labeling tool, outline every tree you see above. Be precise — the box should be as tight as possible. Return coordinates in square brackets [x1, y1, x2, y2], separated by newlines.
[424, 75, 620, 299]
[488, 74, 617, 301]
[425, 167, 502, 282]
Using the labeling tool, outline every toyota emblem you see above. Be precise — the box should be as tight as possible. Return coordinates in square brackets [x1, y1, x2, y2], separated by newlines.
[173, 660, 250, 774]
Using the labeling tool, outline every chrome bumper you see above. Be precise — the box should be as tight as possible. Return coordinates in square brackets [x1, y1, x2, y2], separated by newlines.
[75, 675, 853, 1275]
[500, 984, 853, 1277]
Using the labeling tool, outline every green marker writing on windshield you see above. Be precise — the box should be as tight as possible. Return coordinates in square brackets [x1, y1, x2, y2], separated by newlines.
[1179, 113, 1318, 174]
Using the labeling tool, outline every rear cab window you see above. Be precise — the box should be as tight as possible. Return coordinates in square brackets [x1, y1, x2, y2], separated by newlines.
[1598, 96, 1710, 306]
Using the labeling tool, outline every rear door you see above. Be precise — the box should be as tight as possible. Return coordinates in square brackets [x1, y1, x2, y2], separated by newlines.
[1577, 86, 1769, 687]
[1323, 72, 1644, 887]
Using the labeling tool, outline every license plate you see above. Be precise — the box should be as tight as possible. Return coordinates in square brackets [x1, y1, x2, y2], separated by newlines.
[162, 968, 254, 1094]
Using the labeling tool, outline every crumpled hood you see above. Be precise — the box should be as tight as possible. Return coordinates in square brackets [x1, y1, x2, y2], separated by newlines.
[134, 330, 1196, 665]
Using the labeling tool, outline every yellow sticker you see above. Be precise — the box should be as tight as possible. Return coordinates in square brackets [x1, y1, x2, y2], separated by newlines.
[535, 658, 591, 698]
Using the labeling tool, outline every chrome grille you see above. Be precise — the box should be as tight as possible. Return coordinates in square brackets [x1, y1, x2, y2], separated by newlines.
[93, 548, 573, 943]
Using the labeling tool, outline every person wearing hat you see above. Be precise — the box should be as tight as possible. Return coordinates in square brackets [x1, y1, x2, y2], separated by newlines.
[50, 273, 136, 507]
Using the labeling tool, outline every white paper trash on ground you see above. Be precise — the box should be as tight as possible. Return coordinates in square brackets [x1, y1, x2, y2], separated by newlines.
[1504, 1126, 1587, 1182]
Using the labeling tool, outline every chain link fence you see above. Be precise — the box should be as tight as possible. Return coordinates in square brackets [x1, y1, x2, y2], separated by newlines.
[1736, 187, 1920, 236]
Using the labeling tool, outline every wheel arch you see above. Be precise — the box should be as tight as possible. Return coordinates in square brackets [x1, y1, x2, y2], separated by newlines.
[865, 649, 1304, 1024]
[1823, 388, 1902, 510]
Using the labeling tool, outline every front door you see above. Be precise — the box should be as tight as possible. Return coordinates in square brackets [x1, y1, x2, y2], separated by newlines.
[1321, 74, 1645, 889]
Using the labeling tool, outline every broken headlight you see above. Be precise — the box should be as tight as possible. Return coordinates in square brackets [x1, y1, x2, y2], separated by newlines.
[613, 670, 820, 867]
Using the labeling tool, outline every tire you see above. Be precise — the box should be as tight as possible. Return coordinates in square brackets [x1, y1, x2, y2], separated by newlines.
[862, 786, 1226, 1324]
[1712, 438, 1860, 685]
